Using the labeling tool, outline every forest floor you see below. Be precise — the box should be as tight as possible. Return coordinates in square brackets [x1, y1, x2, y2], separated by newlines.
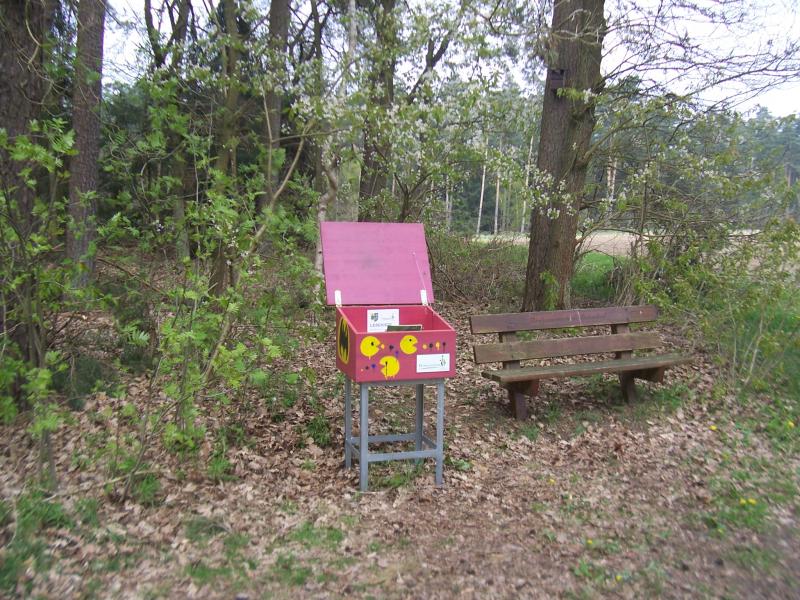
[2, 304, 799, 599]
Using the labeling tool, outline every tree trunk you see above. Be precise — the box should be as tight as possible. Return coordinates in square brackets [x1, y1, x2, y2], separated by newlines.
[521, 133, 534, 233]
[522, 0, 606, 311]
[332, 0, 361, 221]
[445, 177, 451, 231]
[0, 0, 55, 238]
[493, 172, 500, 235]
[258, 0, 290, 214]
[210, 0, 242, 295]
[67, 0, 106, 288]
[475, 142, 488, 235]
[360, 0, 396, 207]
[0, 0, 56, 371]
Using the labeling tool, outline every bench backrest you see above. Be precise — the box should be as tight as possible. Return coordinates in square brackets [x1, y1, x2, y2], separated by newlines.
[470, 305, 661, 365]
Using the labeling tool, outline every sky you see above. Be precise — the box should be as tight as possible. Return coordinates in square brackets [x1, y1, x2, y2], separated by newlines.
[104, 0, 800, 118]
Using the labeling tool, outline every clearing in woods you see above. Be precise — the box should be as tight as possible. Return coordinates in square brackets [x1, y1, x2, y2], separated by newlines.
[2, 304, 799, 598]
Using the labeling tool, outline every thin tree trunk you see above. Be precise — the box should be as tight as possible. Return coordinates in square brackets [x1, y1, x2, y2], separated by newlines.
[493, 172, 500, 235]
[606, 133, 617, 200]
[445, 177, 452, 231]
[360, 0, 396, 206]
[258, 0, 290, 214]
[521, 133, 534, 233]
[522, 0, 606, 311]
[332, 0, 360, 221]
[476, 142, 488, 235]
[210, 0, 242, 295]
[67, 0, 106, 288]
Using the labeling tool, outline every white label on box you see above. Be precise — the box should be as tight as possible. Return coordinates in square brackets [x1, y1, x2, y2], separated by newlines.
[367, 309, 399, 332]
[416, 353, 450, 373]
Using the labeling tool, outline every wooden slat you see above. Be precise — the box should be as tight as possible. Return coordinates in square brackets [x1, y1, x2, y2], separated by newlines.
[481, 354, 692, 384]
[473, 332, 661, 364]
[470, 305, 659, 334]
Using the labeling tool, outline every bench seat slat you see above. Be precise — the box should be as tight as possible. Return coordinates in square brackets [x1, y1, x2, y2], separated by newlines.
[482, 354, 692, 384]
[470, 305, 658, 334]
[473, 332, 661, 364]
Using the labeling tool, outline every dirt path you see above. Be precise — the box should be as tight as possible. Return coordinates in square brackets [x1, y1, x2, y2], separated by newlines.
[1, 306, 798, 598]
[478, 231, 638, 257]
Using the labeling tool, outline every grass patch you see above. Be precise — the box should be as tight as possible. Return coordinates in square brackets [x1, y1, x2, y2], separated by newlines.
[185, 516, 228, 543]
[519, 423, 540, 442]
[370, 462, 424, 490]
[725, 545, 780, 573]
[0, 492, 74, 595]
[271, 553, 312, 586]
[444, 456, 472, 472]
[572, 252, 617, 302]
[186, 560, 232, 585]
[289, 521, 344, 550]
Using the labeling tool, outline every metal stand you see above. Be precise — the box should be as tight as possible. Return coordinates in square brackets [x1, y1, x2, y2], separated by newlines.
[343, 378, 445, 492]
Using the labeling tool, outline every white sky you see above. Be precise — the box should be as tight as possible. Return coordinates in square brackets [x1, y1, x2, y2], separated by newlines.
[104, 0, 800, 117]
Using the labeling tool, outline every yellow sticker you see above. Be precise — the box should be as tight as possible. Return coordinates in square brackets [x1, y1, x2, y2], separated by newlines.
[360, 335, 382, 358]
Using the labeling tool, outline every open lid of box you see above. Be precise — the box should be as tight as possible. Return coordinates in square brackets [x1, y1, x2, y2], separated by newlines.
[320, 222, 435, 306]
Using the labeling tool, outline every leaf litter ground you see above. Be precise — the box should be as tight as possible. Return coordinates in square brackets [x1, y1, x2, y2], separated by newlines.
[1, 304, 798, 598]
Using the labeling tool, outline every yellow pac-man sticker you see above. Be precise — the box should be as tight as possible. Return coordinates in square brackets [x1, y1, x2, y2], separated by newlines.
[360, 335, 382, 359]
[337, 318, 350, 364]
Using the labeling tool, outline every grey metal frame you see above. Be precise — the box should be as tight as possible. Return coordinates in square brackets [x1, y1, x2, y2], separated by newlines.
[343, 377, 445, 491]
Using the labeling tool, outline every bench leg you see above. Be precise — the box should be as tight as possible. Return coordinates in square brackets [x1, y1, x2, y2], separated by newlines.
[619, 373, 637, 402]
[509, 389, 527, 420]
[507, 381, 538, 420]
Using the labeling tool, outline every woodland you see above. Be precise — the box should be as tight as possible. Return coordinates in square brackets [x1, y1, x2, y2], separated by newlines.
[1, 0, 800, 597]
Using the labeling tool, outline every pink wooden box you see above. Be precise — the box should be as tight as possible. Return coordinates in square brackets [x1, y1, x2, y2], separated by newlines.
[321, 222, 457, 383]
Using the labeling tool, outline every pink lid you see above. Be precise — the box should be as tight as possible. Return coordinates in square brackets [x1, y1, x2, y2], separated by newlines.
[320, 222, 435, 306]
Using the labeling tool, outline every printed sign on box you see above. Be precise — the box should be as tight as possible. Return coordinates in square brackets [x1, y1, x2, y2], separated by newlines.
[367, 308, 399, 332]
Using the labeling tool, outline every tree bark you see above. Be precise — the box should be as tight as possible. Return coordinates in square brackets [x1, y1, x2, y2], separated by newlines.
[332, 0, 361, 221]
[521, 133, 534, 233]
[210, 0, 242, 295]
[259, 0, 290, 214]
[0, 0, 55, 238]
[476, 142, 488, 235]
[522, 0, 606, 311]
[493, 172, 500, 235]
[67, 0, 106, 288]
[359, 0, 396, 206]
[0, 0, 56, 370]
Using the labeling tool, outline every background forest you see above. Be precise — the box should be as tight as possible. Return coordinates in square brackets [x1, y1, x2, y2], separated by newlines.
[1, 0, 799, 597]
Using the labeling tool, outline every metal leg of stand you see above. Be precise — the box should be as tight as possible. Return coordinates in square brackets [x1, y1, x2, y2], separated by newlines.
[435, 381, 444, 487]
[344, 378, 352, 469]
[415, 384, 424, 463]
[359, 384, 369, 492]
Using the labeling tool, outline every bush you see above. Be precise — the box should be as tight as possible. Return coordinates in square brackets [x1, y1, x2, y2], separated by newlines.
[635, 220, 800, 395]
[427, 230, 527, 310]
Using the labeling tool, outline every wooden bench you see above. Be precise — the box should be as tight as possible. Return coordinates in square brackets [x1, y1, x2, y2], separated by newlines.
[470, 305, 692, 420]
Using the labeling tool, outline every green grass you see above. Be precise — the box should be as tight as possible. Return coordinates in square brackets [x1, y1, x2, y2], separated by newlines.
[306, 410, 332, 447]
[572, 252, 617, 302]
[444, 456, 472, 471]
[289, 521, 344, 550]
[184, 516, 228, 543]
[271, 553, 312, 586]
[519, 423, 540, 442]
[186, 560, 232, 585]
[0, 492, 75, 594]
[725, 545, 780, 573]
[370, 462, 424, 489]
